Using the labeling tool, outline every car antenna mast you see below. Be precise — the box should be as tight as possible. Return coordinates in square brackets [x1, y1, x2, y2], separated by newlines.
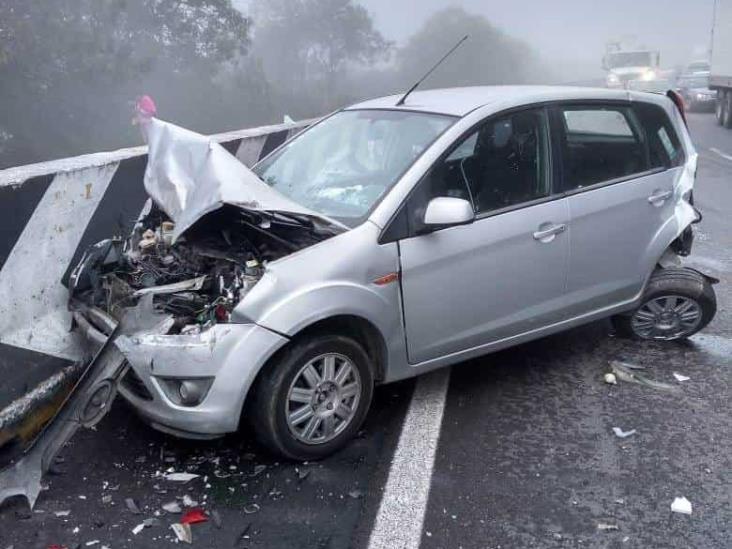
[395, 35, 469, 107]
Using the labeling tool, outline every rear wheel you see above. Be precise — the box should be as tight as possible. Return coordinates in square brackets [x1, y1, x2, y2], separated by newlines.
[613, 268, 716, 341]
[723, 91, 732, 128]
[715, 90, 725, 125]
[250, 334, 374, 460]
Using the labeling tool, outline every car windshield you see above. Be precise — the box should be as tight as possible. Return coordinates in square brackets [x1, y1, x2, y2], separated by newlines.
[253, 109, 455, 225]
[607, 52, 653, 68]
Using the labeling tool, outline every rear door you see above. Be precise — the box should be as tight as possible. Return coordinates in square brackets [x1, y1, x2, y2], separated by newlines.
[553, 102, 684, 316]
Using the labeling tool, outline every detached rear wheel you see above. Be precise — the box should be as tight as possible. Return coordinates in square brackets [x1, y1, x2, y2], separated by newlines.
[250, 335, 374, 460]
[613, 268, 716, 340]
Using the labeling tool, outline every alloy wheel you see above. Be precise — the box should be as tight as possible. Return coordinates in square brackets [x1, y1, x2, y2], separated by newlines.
[631, 294, 702, 340]
[285, 353, 362, 444]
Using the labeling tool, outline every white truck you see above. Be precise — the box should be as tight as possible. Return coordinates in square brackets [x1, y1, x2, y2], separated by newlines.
[603, 43, 661, 89]
[711, 0, 732, 126]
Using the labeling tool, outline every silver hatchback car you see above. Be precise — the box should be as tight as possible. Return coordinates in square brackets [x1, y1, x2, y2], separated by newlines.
[70, 86, 716, 459]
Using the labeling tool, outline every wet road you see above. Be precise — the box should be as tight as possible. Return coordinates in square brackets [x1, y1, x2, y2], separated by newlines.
[1, 112, 730, 548]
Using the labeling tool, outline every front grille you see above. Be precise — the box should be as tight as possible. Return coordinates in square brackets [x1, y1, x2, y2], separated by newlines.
[121, 367, 154, 401]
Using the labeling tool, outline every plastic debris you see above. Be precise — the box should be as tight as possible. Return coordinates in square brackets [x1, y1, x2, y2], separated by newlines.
[125, 497, 141, 514]
[131, 523, 146, 535]
[171, 523, 193, 544]
[610, 361, 679, 392]
[162, 501, 182, 514]
[243, 503, 260, 514]
[597, 523, 619, 531]
[164, 472, 199, 483]
[612, 427, 637, 438]
[673, 372, 690, 382]
[348, 490, 363, 499]
[181, 509, 208, 525]
[54, 510, 71, 517]
[101, 495, 112, 504]
[671, 496, 692, 515]
[182, 494, 198, 507]
[85, 542, 100, 547]
[604, 372, 617, 385]
[250, 464, 267, 477]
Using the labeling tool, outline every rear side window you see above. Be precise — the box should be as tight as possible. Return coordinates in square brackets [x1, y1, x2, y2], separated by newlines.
[557, 106, 646, 191]
[634, 102, 685, 169]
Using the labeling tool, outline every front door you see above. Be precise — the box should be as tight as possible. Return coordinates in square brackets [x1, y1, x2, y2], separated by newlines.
[398, 108, 570, 364]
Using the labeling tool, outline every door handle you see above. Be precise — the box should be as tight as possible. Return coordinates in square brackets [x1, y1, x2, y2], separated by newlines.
[533, 223, 566, 241]
[648, 190, 672, 205]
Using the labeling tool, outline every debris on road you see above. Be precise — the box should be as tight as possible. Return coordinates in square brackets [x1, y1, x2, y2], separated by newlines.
[597, 522, 619, 531]
[348, 489, 363, 499]
[170, 522, 193, 544]
[54, 510, 71, 517]
[671, 496, 693, 515]
[164, 472, 199, 483]
[162, 501, 182, 514]
[673, 372, 691, 382]
[181, 509, 208, 525]
[243, 503, 261, 514]
[124, 497, 141, 514]
[131, 522, 146, 535]
[604, 372, 617, 385]
[181, 494, 198, 507]
[612, 427, 637, 438]
[610, 361, 679, 392]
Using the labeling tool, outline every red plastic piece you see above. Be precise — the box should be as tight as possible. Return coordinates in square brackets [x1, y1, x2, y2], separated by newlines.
[181, 508, 208, 525]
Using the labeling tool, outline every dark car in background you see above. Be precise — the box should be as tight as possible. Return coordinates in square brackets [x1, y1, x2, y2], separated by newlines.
[677, 71, 715, 111]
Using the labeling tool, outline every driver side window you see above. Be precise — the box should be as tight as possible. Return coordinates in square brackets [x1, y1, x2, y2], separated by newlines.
[411, 108, 551, 224]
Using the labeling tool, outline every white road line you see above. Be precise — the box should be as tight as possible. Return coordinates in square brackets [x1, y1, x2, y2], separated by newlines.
[368, 367, 450, 549]
[709, 147, 732, 162]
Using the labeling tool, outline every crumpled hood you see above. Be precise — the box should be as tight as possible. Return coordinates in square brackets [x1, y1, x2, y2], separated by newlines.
[142, 117, 343, 242]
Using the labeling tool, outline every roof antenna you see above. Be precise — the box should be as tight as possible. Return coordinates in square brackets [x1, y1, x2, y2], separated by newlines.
[396, 35, 469, 106]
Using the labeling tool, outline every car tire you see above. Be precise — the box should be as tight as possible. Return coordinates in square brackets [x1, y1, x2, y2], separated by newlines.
[716, 91, 725, 125]
[723, 91, 732, 129]
[612, 268, 716, 341]
[249, 334, 374, 460]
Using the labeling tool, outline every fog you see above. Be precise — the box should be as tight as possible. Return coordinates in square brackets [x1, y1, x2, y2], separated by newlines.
[360, 0, 715, 82]
[0, 0, 716, 168]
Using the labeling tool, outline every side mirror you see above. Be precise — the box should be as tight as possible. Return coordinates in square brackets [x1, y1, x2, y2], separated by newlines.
[423, 197, 474, 228]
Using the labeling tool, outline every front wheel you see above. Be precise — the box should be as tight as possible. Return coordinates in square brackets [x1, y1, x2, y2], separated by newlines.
[249, 334, 374, 460]
[612, 268, 716, 341]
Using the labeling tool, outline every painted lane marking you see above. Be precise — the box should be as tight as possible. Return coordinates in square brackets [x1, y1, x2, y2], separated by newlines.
[368, 368, 450, 549]
[709, 147, 732, 162]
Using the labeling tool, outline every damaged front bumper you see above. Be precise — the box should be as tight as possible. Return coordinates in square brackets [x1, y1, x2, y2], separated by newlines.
[73, 305, 288, 438]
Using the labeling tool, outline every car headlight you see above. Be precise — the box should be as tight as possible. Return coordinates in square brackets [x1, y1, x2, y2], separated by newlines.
[607, 73, 620, 84]
[641, 70, 656, 81]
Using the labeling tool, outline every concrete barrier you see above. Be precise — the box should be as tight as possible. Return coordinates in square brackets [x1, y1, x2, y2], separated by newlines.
[0, 119, 312, 434]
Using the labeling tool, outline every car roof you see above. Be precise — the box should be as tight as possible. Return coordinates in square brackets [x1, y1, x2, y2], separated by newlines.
[347, 85, 652, 117]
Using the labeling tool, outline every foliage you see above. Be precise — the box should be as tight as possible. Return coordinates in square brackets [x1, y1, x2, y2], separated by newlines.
[396, 7, 547, 89]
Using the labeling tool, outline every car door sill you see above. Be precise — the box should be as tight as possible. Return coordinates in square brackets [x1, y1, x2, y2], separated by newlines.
[408, 296, 640, 374]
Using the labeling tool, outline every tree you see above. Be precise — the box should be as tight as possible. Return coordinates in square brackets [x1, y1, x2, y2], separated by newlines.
[250, 0, 390, 117]
[396, 7, 548, 90]
[0, 0, 253, 167]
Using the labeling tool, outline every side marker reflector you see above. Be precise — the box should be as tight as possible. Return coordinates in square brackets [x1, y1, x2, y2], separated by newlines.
[373, 272, 399, 286]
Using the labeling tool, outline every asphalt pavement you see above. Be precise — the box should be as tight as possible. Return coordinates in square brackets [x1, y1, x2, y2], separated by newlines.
[1, 112, 730, 549]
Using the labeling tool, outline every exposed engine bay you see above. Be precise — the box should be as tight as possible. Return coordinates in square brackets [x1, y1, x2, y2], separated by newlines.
[69, 201, 341, 333]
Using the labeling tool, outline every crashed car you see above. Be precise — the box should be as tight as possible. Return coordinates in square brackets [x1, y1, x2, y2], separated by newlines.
[69, 86, 716, 460]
